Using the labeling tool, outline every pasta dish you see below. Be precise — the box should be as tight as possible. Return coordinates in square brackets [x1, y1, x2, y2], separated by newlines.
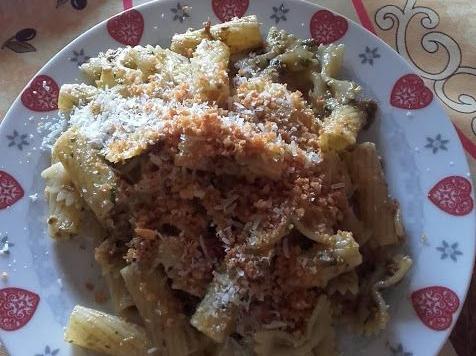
[42, 16, 412, 356]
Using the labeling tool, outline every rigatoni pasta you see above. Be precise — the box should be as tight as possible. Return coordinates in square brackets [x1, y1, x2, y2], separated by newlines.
[191, 271, 240, 343]
[170, 15, 262, 56]
[121, 264, 205, 356]
[52, 127, 118, 227]
[343, 142, 404, 247]
[319, 104, 368, 152]
[42, 16, 411, 356]
[190, 39, 230, 106]
[41, 161, 83, 238]
[65, 305, 151, 356]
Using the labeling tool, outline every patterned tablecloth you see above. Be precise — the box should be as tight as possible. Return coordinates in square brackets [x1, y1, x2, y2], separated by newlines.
[0, 0, 474, 355]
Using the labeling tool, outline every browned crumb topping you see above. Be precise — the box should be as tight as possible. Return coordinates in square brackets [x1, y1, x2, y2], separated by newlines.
[107, 85, 351, 335]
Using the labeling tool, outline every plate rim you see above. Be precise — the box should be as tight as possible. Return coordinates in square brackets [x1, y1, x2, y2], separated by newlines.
[0, 0, 474, 355]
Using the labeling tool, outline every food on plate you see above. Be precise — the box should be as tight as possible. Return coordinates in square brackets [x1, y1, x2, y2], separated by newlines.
[42, 15, 412, 356]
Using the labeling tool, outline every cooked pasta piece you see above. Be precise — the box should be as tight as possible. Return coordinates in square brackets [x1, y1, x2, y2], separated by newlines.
[327, 78, 361, 104]
[254, 296, 336, 356]
[191, 271, 240, 343]
[53, 127, 118, 227]
[215, 337, 249, 356]
[310, 72, 329, 102]
[326, 270, 359, 296]
[344, 143, 404, 247]
[96, 67, 116, 89]
[104, 264, 135, 316]
[120, 46, 165, 80]
[171, 15, 262, 57]
[94, 239, 140, 322]
[58, 83, 99, 113]
[319, 104, 367, 152]
[191, 39, 230, 106]
[352, 255, 412, 335]
[246, 215, 291, 251]
[121, 264, 205, 356]
[41, 162, 84, 239]
[340, 205, 371, 245]
[285, 231, 362, 288]
[318, 43, 344, 78]
[81, 45, 164, 83]
[271, 44, 317, 73]
[265, 26, 299, 51]
[291, 215, 328, 243]
[159, 48, 193, 85]
[106, 277, 139, 321]
[64, 305, 151, 356]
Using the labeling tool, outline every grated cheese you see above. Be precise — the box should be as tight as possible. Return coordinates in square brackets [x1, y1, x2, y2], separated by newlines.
[29, 193, 38, 202]
[38, 115, 68, 151]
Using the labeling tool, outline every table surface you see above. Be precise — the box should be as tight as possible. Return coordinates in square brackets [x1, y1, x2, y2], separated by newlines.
[0, 1, 474, 355]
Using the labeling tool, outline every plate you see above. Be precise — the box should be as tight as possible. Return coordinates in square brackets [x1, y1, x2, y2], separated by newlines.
[0, 1, 474, 355]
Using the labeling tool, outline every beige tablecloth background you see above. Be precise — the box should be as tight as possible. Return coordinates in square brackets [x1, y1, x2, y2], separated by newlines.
[0, 0, 474, 355]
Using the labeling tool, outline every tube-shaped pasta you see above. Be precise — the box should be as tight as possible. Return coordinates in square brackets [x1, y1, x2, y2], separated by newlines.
[310, 72, 328, 99]
[94, 239, 138, 321]
[318, 43, 344, 78]
[343, 143, 404, 247]
[191, 271, 239, 343]
[53, 127, 118, 227]
[58, 83, 99, 113]
[120, 264, 204, 356]
[64, 305, 151, 356]
[171, 16, 262, 57]
[104, 265, 135, 316]
[41, 162, 84, 239]
[95, 67, 116, 89]
[340, 206, 371, 245]
[215, 337, 249, 356]
[327, 78, 361, 104]
[191, 40, 230, 106]
[81, 45, 163, 83]
[319, 104, 367, 152]
[287, 231, 362, 288]
[254, 296, 335, 356]
[247, 215, 291, 251]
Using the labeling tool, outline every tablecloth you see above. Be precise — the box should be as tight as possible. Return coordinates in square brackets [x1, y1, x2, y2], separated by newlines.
[0, 0, 474, 355]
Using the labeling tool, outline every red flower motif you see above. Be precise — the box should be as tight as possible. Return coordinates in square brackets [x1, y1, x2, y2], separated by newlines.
[0, 288, 40, 331]
[428, 176, 473, 216]
[411, 286, 460, 331]
[390, 74, 433, 109]
[212, 0, 249, 22]
[310, 10, 348, 44]
[107, 9, 144, 46]
[0, 171, 24, 210]
[20, 75, 59, 112]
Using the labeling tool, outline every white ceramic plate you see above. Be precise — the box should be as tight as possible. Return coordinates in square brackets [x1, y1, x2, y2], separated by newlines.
[0, 1, 474, 355]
